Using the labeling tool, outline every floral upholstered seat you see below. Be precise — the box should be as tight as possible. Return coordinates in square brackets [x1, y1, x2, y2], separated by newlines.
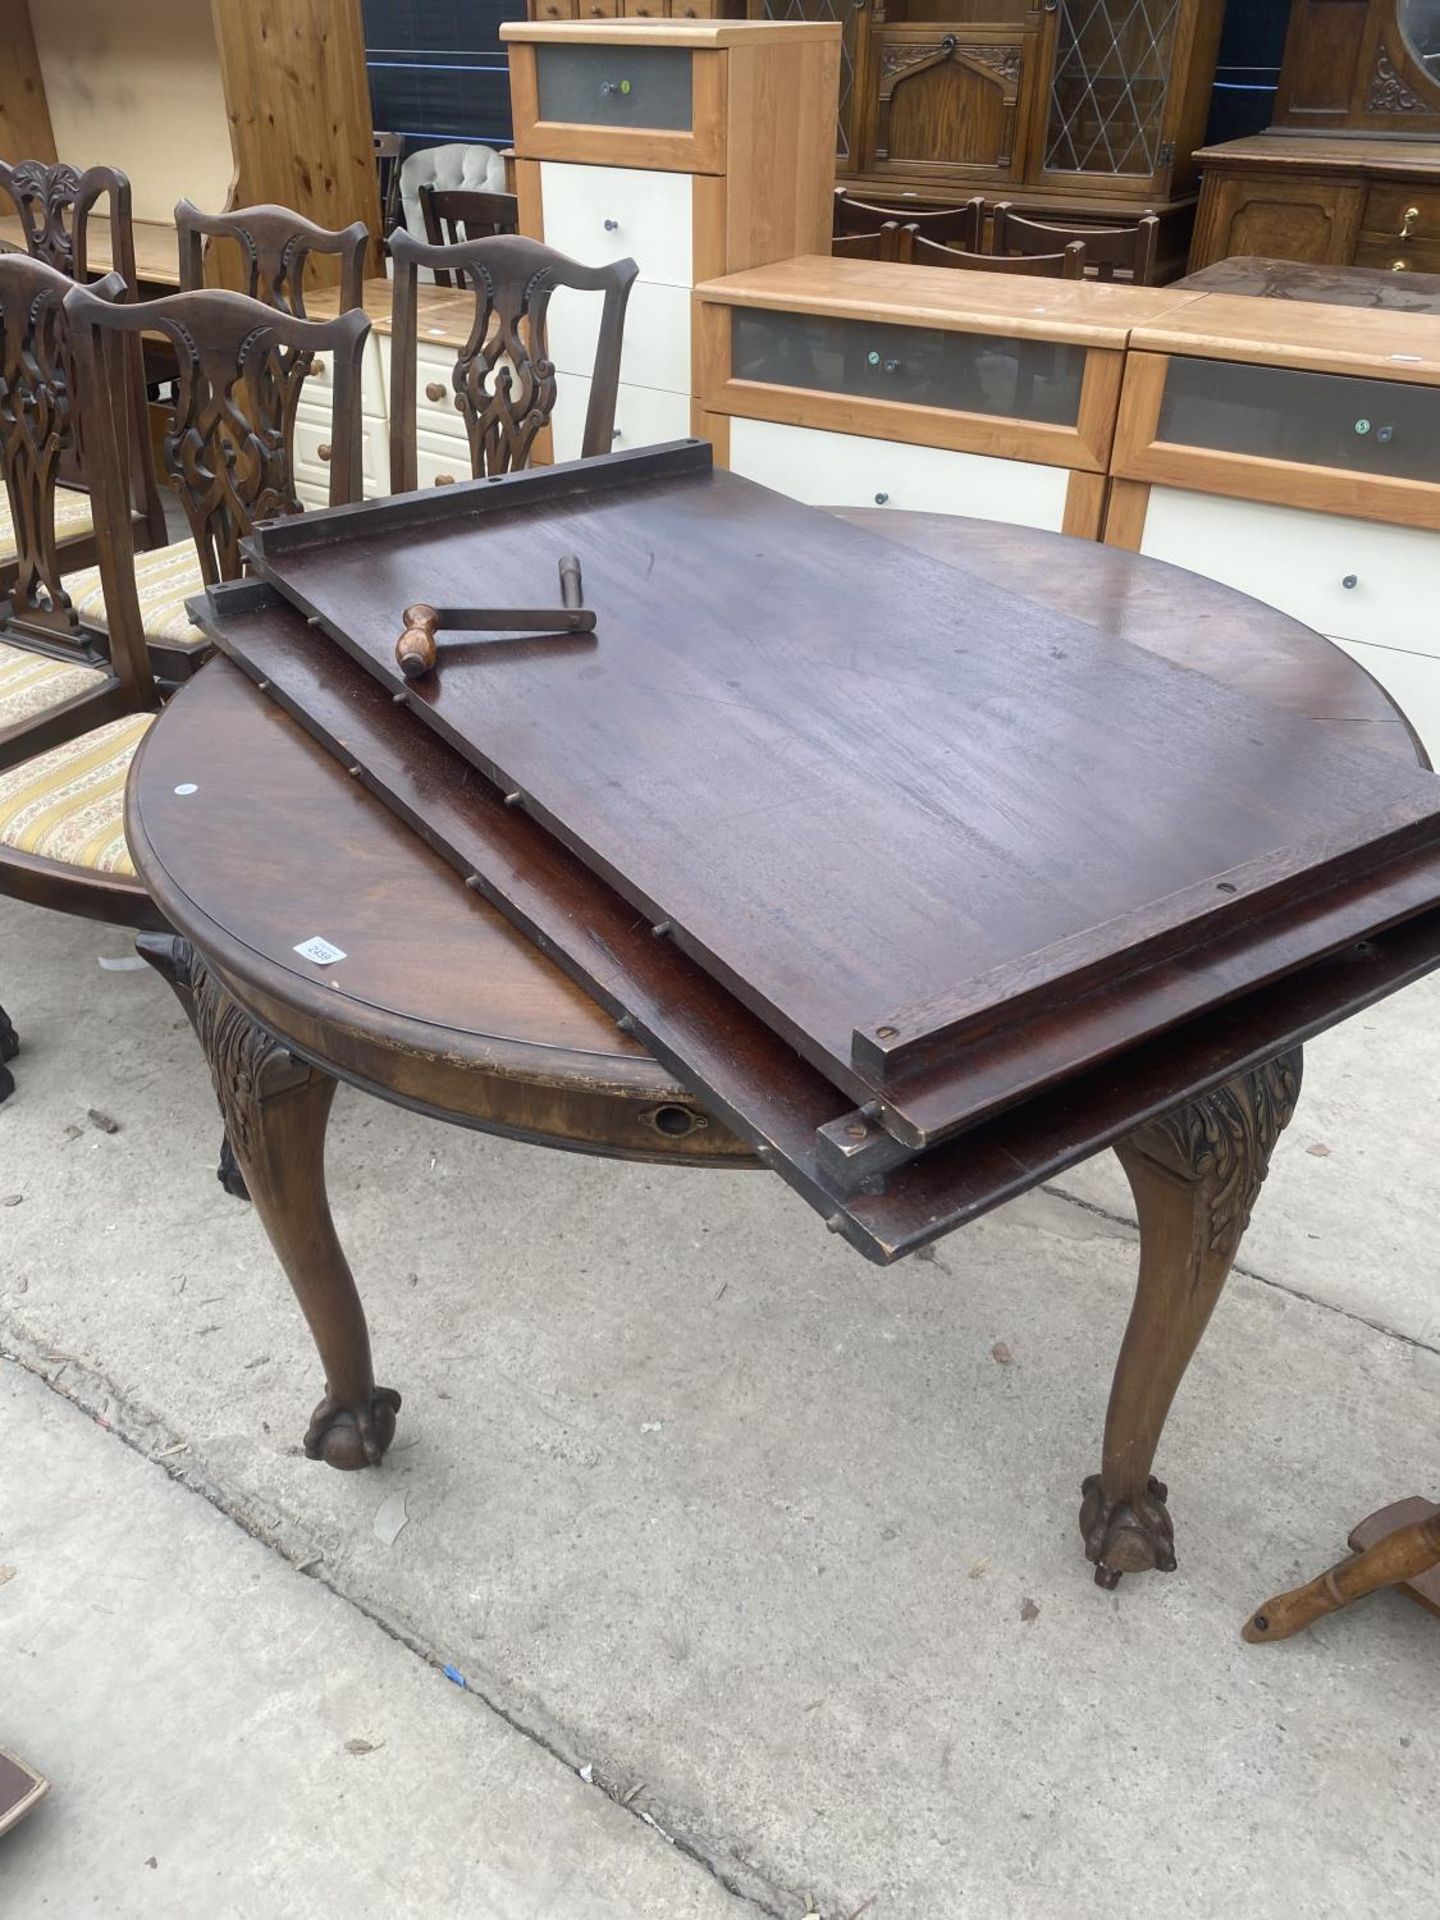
[0, 638, 106, 731]
[0, 711, 153, 875]
[64, 538, 209, 654]
[0, 483, 94, 564]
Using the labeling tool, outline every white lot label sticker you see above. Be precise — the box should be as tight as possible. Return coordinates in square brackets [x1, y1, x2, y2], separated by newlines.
[294, 936, 348, 966]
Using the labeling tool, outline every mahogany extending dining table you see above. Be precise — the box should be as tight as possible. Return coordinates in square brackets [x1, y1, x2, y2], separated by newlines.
[124, 508, 1435, 1592]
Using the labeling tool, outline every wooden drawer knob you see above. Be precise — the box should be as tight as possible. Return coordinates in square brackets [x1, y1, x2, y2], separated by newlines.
[310, 358, 327, 378]
[425, 381, 447, 402]
[318, 443, 331, 462]
[433, 472, 456, 486]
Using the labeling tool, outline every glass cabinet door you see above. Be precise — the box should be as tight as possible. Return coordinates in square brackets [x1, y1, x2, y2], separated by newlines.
[762, 0, 864, 163]
[1042, 0, 1181, 185]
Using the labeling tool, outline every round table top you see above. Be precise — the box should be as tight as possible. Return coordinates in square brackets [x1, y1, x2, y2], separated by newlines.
[126, 510, 1423, 1157]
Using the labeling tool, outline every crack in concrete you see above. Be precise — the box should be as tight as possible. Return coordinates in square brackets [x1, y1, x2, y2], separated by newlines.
[1038, 1183, 1440, 1360]
[0, 1335, 792, 1920]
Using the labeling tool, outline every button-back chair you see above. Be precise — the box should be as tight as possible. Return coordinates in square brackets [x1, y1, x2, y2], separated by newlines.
[0, 283, 368, 1108]
[418, 184, 521, 287]
[387, 228, 638, 492]
[834, 190, 985, 252]
[907, 232, 1088, 279]
[57, 201, 370, 686]
[991, 205, 1160, 285]
[0, 159, 167, 615]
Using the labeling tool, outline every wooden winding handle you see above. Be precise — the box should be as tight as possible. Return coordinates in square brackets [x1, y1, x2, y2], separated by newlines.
[396, 602, 440, 681]
[1243, 1506, 1440, 1643]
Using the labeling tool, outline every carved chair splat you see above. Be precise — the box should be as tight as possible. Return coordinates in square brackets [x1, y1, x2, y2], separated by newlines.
[388, 229, 637, 493]
[0, 161, 166, 613]
[0, 159, 137, 292]
[0, 258, 140, 760]
[64, 284, 371, 600]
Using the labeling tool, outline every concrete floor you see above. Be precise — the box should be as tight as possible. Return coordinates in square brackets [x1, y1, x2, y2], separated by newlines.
[2, 897, 1438, 1918]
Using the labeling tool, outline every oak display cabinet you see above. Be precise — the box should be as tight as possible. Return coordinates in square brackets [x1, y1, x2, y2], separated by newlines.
[1191, 1, 1440, 272]
[1106, 292, 1440, 759]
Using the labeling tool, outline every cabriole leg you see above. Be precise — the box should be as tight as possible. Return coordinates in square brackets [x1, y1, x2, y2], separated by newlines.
[137, 934, 400, 1468]
[1081, 1049, 1303, 1588]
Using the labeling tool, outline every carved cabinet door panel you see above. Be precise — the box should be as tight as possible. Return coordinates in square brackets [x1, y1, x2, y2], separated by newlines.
[865, 24, 1038, 186]
[1188, 171, 1366, 270]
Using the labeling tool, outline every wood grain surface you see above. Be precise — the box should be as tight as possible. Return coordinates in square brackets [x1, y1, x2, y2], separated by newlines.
[242, 449, 1440, 1152]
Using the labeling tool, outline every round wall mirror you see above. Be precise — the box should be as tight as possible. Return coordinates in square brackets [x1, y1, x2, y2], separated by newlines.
[1399, 0, 1440, 74]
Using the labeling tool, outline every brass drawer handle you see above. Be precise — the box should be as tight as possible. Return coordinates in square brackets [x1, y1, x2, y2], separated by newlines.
[425, 381, 447, 402]
[1399, 205, 1421, 239]
[318, 442, 331, 461]
[433, 472, 456, 486]
[1394, 259, 1409, 272]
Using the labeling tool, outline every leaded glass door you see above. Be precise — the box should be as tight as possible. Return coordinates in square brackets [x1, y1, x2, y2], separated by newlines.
[761, 0, 864, 163]
[1036, 0, 1183, 195]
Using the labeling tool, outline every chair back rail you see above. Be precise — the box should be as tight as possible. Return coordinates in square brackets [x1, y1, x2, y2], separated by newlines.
[418, 186, 522, 287]
[175, 200, 369, 318]
[907, 232, 1088, 279]
[64, 284, 370, 691]
[834, 190, 985, 252]
[388, 229, 637, 493]
[991, 205, 1160, 285]
[831, 223, 910, 263]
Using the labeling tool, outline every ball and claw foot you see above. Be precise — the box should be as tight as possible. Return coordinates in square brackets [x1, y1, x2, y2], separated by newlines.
[1080, 1473, 1176, 1590]
[217, 1132, 250, 1201]
[303, 1386, 403, 1470]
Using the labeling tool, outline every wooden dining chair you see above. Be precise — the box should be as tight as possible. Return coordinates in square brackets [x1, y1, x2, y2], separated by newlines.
[54, 203, 370, 687]
[992, 205, 1160, 285]
[0, 159, 167, 616]
[834, 189, 985, 252]
[908, 232, 1088, 279]
[374, 131, 405, 240]
[0, 260, 143, 767]
[388, 229, 637, 492]
[832, 223, 912, 262]
[0, 283, 369, 1108]
[418, 184, 521, 286]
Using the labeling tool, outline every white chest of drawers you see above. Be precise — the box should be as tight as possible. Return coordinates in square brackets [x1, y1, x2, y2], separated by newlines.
[503, 18, 839, 462]
[1108, 294, 1440, 763]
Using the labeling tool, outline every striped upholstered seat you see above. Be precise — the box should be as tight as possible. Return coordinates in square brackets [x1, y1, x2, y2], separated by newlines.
[0, 484, 94, 565]
[65, 539, 209, 653]
[0, 638, 106, 730]
[0, 712, 152, 876]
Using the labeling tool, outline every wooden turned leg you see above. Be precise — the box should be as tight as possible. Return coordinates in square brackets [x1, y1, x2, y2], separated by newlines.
[1244, 1506, 1440, 1644]
[0, 1000, 16, 1104]
[136, 935, 400, 1469]
[1080, 1049, 1303, 1589]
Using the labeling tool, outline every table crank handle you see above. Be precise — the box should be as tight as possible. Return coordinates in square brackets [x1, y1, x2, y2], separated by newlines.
[559, 554, 584, 612]
[396, 601, 440, 680]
